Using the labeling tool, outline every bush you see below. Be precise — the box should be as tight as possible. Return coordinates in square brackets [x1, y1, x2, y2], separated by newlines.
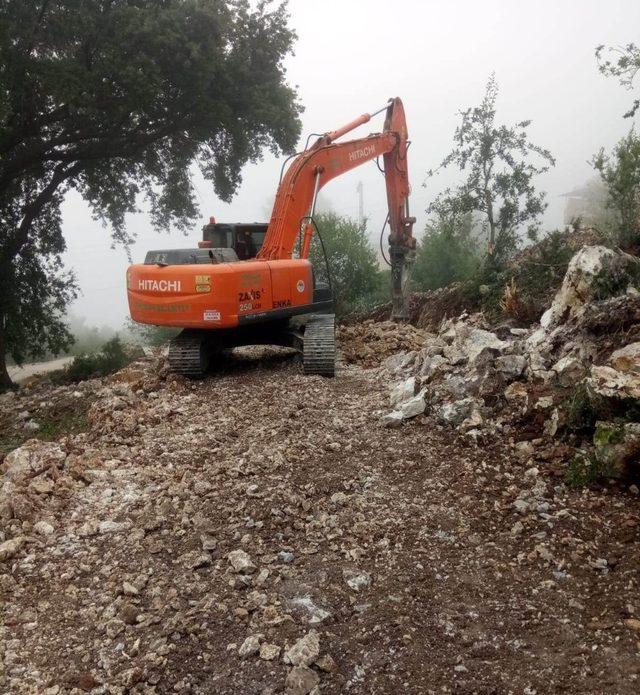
[124, 318, 179, 347]
[565, 454, 608, 488]
[462, 229, 575, 324]
[412, 213, 480, 292]
[592, 129, 640, 251]
[58, 336, 131, 383]
[309, 213, 386, 317]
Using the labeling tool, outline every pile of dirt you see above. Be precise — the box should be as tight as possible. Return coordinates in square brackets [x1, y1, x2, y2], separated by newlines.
[337, 320, 425, 367]
[342, 284, 469, 331]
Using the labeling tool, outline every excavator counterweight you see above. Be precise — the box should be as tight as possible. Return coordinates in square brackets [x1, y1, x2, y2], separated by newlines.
[127, 98, 416, 377]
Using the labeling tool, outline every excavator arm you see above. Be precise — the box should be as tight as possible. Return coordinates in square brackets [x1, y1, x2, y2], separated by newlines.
[257, 97, 416, 319]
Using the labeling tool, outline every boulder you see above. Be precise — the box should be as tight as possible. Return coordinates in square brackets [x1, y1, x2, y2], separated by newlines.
[461, 328, 508, 364]
[397, 391, 426, 419]
[380, 411, 404, 428]
[495, 354, 526, 379]
[589, 365, 640, 400]
[389, 377, 416, 407]
[420, 354, 449, 380]
[434, 398, 477, 426]
[539, 245, 635, 331]
[552, 356, 586, 387]
[284, 630, 320, 667]
[610, 342, 640, 374]
[2, 441, 66, 483]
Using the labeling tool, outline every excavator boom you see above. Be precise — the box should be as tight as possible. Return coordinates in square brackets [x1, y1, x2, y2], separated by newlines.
[258, 97, 415, 317]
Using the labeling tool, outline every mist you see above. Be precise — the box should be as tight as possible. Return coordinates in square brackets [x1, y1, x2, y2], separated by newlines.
[61, 0, 640, 328]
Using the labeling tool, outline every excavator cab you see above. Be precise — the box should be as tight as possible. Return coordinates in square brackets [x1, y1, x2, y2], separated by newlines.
[200, 220, 268, 260]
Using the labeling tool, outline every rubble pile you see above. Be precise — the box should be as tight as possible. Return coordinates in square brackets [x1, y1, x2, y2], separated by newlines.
[338, 320, 425, 367]
[380, 246, 640, 475]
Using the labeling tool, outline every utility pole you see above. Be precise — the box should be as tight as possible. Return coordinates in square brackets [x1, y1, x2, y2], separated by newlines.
[356, 181, 364, 226]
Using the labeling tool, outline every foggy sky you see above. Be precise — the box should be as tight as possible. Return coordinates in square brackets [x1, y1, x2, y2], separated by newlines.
[61, 0, 640, 328]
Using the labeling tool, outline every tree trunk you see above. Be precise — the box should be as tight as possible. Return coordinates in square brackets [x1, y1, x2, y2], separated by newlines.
[0, 322, 16, 391]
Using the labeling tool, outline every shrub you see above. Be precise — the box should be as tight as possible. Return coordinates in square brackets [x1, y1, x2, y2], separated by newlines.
[592, 129, 640, 251]
[412, 213, 480, 292]
[58, 336, 131, 383]
[565, 454, 607, 488]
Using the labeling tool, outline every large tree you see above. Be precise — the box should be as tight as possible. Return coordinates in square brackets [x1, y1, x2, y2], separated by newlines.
[425, 75, 555, 269]
[0, 0, 301, 389]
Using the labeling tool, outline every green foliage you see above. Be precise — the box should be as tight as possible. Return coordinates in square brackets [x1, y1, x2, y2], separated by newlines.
[58, 336, 131, 383]
[426, 74, 555, 270]
[565, 454, 608, 489]
[0, 0, 301, 388]
[596, 43, 640, 118]
[592, 130, 640, 250]
[592, 259, 640, 300]
[309, 213, 385, 316]
[412, 212, 480, 292]
[35, 410, 89, 442]
[124, 318, 179, 347]
[563, 382, 602, 435]
[460, 229, 574, 323]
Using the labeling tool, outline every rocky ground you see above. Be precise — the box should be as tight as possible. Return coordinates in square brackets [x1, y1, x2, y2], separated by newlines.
[2, 332, 640, 694]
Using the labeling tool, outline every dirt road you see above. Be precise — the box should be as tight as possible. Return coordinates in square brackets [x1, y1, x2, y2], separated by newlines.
[2, 349, 640, 693]
[7, 356, 74, 383]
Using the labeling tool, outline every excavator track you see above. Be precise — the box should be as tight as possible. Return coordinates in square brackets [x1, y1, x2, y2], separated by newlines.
[168, 332, 211, 378]
[303, 314, 336, 377]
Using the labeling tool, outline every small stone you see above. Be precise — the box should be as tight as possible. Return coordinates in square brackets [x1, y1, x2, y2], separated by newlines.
[277, 551, 295, 564]
[184, 552, 211, 570]
[285, 666, 320, 695]
[0, 535, 26, 561]
[238, 635, 262, 657]
[510, 521, 524, 536]
[315, 654, 337, 672]
[29, 476, 54, 494]
[200, 534, 217, 550]
[504, 382, 528, 403]
[33, 520, 54, 536]
[284, 630, 320, 667]
[494, 354, 526, 378]
[119, 603, 139, 625]
[330, 491, 349, 505]
[513, 499, 529, 514]
[624, 618, 640, 631]
[99, 520, 126, 534]
[123, 581, 139, 596]
[228, 549, 256, 574]
[343, 569, 372, 591]
[259, 643, 281, 660]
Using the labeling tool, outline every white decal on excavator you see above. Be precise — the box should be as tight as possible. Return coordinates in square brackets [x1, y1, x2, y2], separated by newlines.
[138, 279, 181, 292]
[348, 145, 375, 162]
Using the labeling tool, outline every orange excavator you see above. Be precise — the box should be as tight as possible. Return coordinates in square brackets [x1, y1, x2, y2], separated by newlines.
[126, 98, 416, 377]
